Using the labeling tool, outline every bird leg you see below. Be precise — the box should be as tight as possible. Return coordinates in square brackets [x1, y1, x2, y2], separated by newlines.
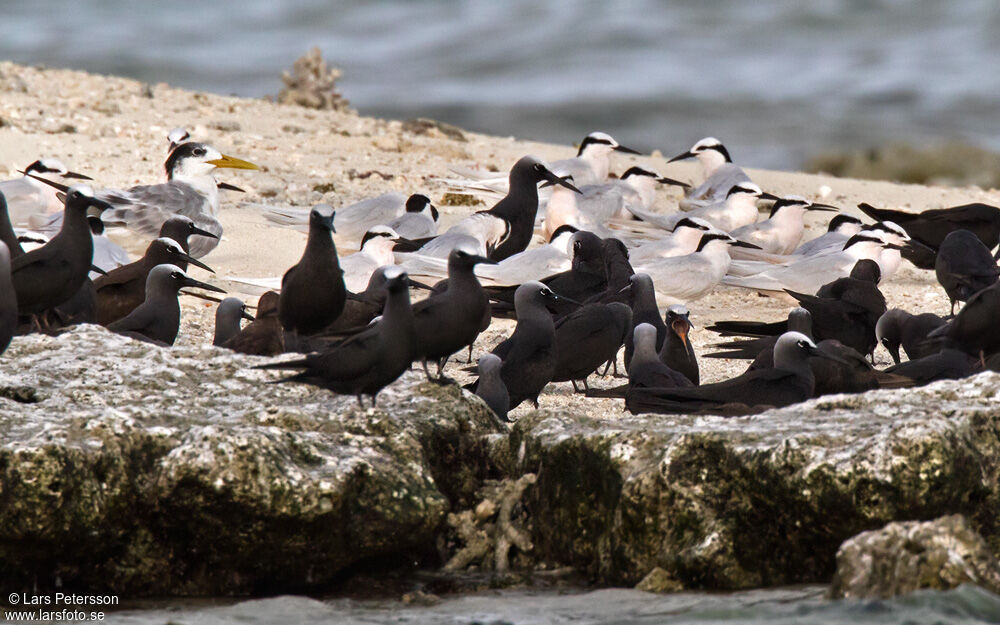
[599, 360, 613, 376]
[356, 394, 367, 410]
[980, 350, 986, 369]
[421, 358, 434, 381]
[571, 380, 580, 393]
[467, 343, 475, 363]
[437, 357, 449, 378]
[583, 377, 590, 392]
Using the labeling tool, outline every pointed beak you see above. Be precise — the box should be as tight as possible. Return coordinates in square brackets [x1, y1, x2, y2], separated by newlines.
[216, 181, 246, 193]
[191, 225, 220, 240]
[883, 243, 904, 251]
[657, 176, 691, 189]
[905, 239, 936, 253]
[729, 240, 763, 249]
[241, 309, 256, 322]
[23, 172, 70, 193]
[472, 255, 498, 266]
[182, 277, 226, 294]
[542, 170, 582, 194]
[613, 145, 642, 155]
[758, 192, 782, 201]
[178, 252, 215, 274]
[206, 154, 260, 170]
[807, 203, 839, 212]
[617, 284, 632, 295]
[326, 214, 337, 232]
[87, 197, 113, 212]
[90, 264, 108, 276]
[62, 171, 93, 181]
[671, 318, 691, 344]
[667, 150, 695, 164]
[550, 292, 581, 306]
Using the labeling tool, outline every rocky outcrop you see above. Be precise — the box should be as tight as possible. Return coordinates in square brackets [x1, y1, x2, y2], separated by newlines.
[0, 326, 502, 595]
[830, 515, 1000, 598]
[491, 378, 1000, 589]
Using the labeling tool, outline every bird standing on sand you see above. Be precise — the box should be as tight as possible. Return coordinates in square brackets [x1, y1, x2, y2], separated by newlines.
[934, 229, 999, 315]
[552, 302, 633, 391]
[666, 137, 752, 210]
[278, 205, 347, 336]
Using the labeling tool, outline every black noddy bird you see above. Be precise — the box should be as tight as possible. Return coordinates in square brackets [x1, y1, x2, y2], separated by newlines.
[707, 307, 814, 370]
[213, 297, 255, 346]
[158, 215, 220, 265]
[258, 267, 415, 409]
[95, 236, 214, 325]
[11, 184, 110, 322]
[934, 229, 999, 315]
[475, 353, 509, 422]
[0, 242, 17, 354]
[552, 302, 632, 391]
[490, 156, 582, 261]
[412, 244, 495, 379]
[658, 304, 699, 385]
[278, 204, 347, 336]
[875, 308, 947, 365]
[107, 264, 225, 345]
[857, 201, 1000, 269]
[474, 281, 569, 411]
[626, 332, 842, 415]
[224, 291, 284, 356]
[623, 272, 665, 372]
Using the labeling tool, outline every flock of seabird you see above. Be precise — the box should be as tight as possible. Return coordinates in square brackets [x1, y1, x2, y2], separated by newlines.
[3, 128, 1000, 419]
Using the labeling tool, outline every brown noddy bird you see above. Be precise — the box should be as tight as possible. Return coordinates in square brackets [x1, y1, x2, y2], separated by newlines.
[158, 215, 219, 266]
[223, 291, 284, 356]
[258, 267, 415, 408]
[934, 229, 999, 315]
[213, 297, 255, 346]
[11, 184, 110, 321]
[107, 264, 225, 345]
[94, 237, 215, 325]
[875, 308, 947, 366]
[278, 204, 346, 336]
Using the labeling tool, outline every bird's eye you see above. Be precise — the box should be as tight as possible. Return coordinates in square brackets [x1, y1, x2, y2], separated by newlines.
[171, 272, 182, 279]
[798, 340, 809, 348]
[533, 163, 543, 172]
[193, 147, 206, 157]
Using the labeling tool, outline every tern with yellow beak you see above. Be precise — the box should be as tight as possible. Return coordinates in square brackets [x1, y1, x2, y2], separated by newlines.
[99, 141, 259, 257]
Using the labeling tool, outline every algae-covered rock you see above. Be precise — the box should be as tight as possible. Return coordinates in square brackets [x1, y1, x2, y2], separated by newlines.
[494, 376, 1000, 589]
[0, 326, 502, 595]
[829, 514, 1000, 599]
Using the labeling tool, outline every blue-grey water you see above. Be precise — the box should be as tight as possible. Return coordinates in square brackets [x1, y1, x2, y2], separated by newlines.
[101, 585, 1000, 625]
[2, 0, 999, 169]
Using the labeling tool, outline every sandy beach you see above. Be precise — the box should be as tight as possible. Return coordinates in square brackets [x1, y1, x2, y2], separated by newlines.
[2, 61, 998, 417]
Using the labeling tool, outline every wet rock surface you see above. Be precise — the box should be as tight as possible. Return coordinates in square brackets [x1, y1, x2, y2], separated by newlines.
[491, 377, 1000, 589]
[0, 326, 502, 595]
[2, 326, 1000, 596]
[830, 514, 1000, 599]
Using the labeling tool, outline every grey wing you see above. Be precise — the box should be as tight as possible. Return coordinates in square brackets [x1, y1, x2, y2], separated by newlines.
[0, 179, 50, 225]
[335, 192, 407, 232]
[107, 303, 159, 335]
[101, 183, 218, 238]
[387, 213, 437, 239]
[550, 158, 599, 186]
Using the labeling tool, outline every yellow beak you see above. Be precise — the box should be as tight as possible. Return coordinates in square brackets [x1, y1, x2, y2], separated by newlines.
[206, 154, 260, 170]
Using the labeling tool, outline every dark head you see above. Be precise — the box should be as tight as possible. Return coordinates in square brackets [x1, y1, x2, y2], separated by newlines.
[514, 280, 574, 314]
[849, 259, 882, 284]
[549, 224, 580, 244]
[150, 237, 215, 273]
[787, 307, 813, 335]
[309, 204, 336, 233]
[875, 308, 906, 365]
[159, 216, 218, 250]
[672, 217, 713, 234]
[381, 266, 410, 295]
[448, 243, 496, 270]
[257, 291, 281, 317]
[696, 231, 761, 252]
[768, 196, 838, 218]
[405, 193, 439, 222]
[360, 226, 398, 249]
[513, 156, 581, 193]
[667, 137, 732, 164]
[147, 263, 226, 296]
